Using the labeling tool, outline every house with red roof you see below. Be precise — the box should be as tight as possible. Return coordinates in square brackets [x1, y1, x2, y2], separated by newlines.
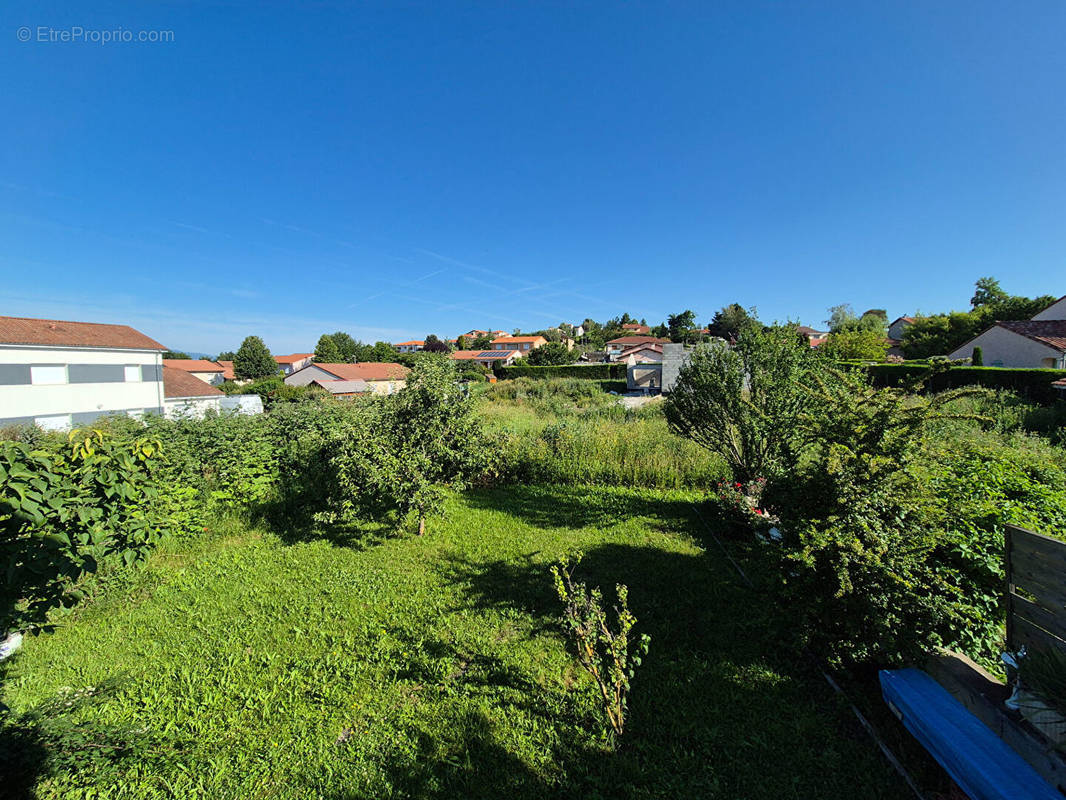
[163, 365, 225, 419]
[605, 335, 669, 361]
[274, 353, 314, 375]
[283, 362, 411, 395]
[621, 323, 652, 335]
[163, 358, 226, 385]
[947, 296, 1066, 368]
[490, 335, 547, 354]
[450, 349, 522, 368]
[395, 340, 425, 353]
[0, 315, 167, 430]
[887, 316, 916, 342]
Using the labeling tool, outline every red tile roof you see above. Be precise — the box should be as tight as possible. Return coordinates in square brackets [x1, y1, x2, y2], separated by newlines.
[274, 353, 313, 364]
[491, 336, 547, 344]
[163, 366, 225, 398]
[395, 340, 425, 346]
[218, 360, 235, 380]
[0, 315, 166, 351]
[163, 358, 223, 372]
[607, 335, 669, 346]
[309, 362, 411, 381]
[450, 349, 520, 360]
[996, 321, 1066, 352]
[621, 323, 652, 333]
[618, 342, 663, 358]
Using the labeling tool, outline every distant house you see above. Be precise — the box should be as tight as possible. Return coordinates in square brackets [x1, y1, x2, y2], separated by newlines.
[162, 365, 225, 419]
[0, 315, 166, 430]
[462, 329, 507, 340]
[491, 336, 547, 354]
[887, 316, 916, 342]
[620, 342, 664, 363]
[274, 353, 314, 375]
[284, 362, 410, 394]
[218, 360, 236, 381]
[309, 378, 371, 399]
[605, 335, 668, 361]
[795, 326, 829, 347]
[450, 349, 522, 368]
[163, 358, 225, 385]
[621, 323, 652, 335]
[947, 296, 1066, 368]
[395, 340, 424, 353]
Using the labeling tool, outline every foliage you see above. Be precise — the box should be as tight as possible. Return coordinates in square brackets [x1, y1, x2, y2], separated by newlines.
[234, 336, 278, 380]
[313, 334, 344, 363]
[825, 304, 887, 334]
[971, 345, 983, 366]
[498, 363, 627, 380]
[161, 350, 190, 359]
[422, 334, 451, 354]
[665, 326, 814, 482]
[666, 310, 698, 343]
[329, 331, 360, 362]
[0, 430, 170, 632]
[551, 559, 650, 746]
[971, 276, 1008, 307]
[524, 341, 575, 366]
[455, 334, 468, 350]
[707, 304, 756, 340]
[861, 364, 1066, 405]
[470, 334, 493, 349]
[215, 351, 236, 362]
[822, 328, 889, 361]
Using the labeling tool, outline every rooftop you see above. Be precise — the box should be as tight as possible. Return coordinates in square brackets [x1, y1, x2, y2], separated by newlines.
[274, 353, 314, 364]
[163, 366, 225, 398]
[163, 358, 223, 372]
[996, 320, 1066, 352]
[304, 362, 411, 381]
[0, 315, 166, 351]
[607, 335, 669, 346]
[451, 349, 520, 360]
[311, 379, 371, 394]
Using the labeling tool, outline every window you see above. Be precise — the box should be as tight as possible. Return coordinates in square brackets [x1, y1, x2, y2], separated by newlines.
[125, 365, 141, 382]
[30, 365, 67, 384]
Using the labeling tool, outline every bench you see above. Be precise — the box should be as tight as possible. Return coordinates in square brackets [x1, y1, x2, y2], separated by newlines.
[880, 668, 1061, 800]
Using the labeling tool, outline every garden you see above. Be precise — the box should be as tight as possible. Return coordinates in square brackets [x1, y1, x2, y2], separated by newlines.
[1, 339, 1065, 798]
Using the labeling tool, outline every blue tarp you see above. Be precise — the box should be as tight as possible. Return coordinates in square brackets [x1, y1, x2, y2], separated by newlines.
[880, 668, 1061, 800]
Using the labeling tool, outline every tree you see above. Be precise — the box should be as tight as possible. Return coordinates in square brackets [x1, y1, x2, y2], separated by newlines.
[162, 350, 190, 360]
[422, 334, 450, 354]
[971, 346, 984, 366]
[667, 310, 698, 343]
[234, 336, 278, 380]
[330, 331, 359, 362]
[455, 335, 468, 351]
[971, 277, 1008, 308]
[822, 329, 889, 361]
[664, 325, 815, 482]
[707, 304, 756, 340]
[526, 342, 575, 366]
[215, 351, 236, 362]
[314, 334, 344, 364]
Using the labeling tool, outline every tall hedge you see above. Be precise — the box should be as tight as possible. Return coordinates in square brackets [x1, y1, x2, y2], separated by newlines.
[497, 363, 627, 380]
[854, 364, 1066, 404]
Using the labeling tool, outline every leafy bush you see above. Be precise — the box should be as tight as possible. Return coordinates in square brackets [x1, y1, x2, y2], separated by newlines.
[0, 430, 171, 632]
[861, 364, 1066, 404]
[497, 363, 626, 380]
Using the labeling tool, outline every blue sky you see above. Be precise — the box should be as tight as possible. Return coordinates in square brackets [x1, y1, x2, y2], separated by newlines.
[3, 1, 1064, 354]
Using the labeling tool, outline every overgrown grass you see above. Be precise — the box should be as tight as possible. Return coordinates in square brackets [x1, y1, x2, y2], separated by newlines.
[1, 487, 907, 799]
[479, 379, 729, 488]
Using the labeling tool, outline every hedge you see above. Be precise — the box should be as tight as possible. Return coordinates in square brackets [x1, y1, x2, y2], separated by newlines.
[496, 363, 627, 380]
[848, 364, 1066, 404]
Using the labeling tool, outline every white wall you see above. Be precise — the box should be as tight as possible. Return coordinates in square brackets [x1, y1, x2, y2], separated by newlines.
[0, 345, 164, 428]
[284, 364, 341, 386]
[1032, 297, 1066, 321]
[948, 326, 1065, 368]
[164, 396, 224, 420]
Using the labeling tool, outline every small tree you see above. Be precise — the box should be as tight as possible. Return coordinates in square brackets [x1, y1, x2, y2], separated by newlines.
[526, 341, 574, 366]
[162, 350, 190, 360]
[707, 304, 756, 341]
[667, 310, 698, 343]
[215, 350, 236, 362]
[471, 334, 492, 349]
[971, 346, 984, 366]
[314, 334, 344, 363]
[234, 336, 278, 380]
[665, 324, 814, 482]
[822, 329, 889, 361]
[455, 335, 468, 351]
[422, 334, 450, 354]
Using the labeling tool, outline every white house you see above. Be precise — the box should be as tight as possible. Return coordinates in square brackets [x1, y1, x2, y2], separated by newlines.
[0, 315, 167, 430]
[162, 358, 225, 385]
[948, 296, 1066, 368]
[285, 362, 410, 395]
[394, 340, 424, 353]
[274, 353, 314, 375]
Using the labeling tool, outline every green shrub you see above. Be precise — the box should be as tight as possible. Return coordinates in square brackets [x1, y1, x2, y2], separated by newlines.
[497, 363, 626, 380]
[860, 364, 1066, 404]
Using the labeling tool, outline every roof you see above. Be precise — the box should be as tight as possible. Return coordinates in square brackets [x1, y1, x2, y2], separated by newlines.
[450, 349, 520, 360]
[311, 379, 371, 394]
[218, 360, 235, 380]
[395, 340, 425, 346]
[621, 323, 652, 333]
[304, 362, 411, 381]
[274, 353, 313, 364]
[163, 358, 223, 373]
[889, 316, 917, 326]
[163, 366, 225, 399]
[995, 320, 1066, 352]
[607, 335, 669, 346]
[491, 336, 547, 344]
[795, 326, 828, 337]
[0, 315, 166, 351]
[618, 342, 664, 358]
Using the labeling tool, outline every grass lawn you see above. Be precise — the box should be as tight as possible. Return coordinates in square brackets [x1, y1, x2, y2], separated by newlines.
[1, 485, 908, 799]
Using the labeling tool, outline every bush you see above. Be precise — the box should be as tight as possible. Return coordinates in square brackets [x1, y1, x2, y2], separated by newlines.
[859, 364, 1066, 404]
[497, 363, 626, 380]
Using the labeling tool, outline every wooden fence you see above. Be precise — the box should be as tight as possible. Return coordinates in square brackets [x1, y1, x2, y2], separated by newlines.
[1005, 524, 1066, 656]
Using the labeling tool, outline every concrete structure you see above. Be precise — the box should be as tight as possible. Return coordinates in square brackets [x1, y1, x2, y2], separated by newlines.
[606, 335, 668, 361]
[163, 358, 225, 385]
[450, 349, 522, 368]
[163, 365, 225, 419]
[220, 394, 263, 415]
[274, 353, 314, 375]
[0, 315, 166, 429]
[627, 363, 662, 392]
[395, 341, 424, 353]
[284, 362, 409, 395]
[490, 336, 547, 354]
[661, 343, 694, 393]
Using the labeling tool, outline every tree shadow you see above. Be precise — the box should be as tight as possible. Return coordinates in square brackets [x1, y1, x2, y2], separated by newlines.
[248, 496, 397, 550]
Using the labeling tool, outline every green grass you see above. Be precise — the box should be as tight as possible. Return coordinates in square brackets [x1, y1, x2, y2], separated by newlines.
[2, 486, 907, 799]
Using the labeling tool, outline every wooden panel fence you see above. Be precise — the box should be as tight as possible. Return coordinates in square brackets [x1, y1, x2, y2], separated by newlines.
[1005, 525, 1066, 656]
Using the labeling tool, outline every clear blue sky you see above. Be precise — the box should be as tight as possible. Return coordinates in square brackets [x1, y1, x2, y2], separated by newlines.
[4, 1, 1064, 354]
